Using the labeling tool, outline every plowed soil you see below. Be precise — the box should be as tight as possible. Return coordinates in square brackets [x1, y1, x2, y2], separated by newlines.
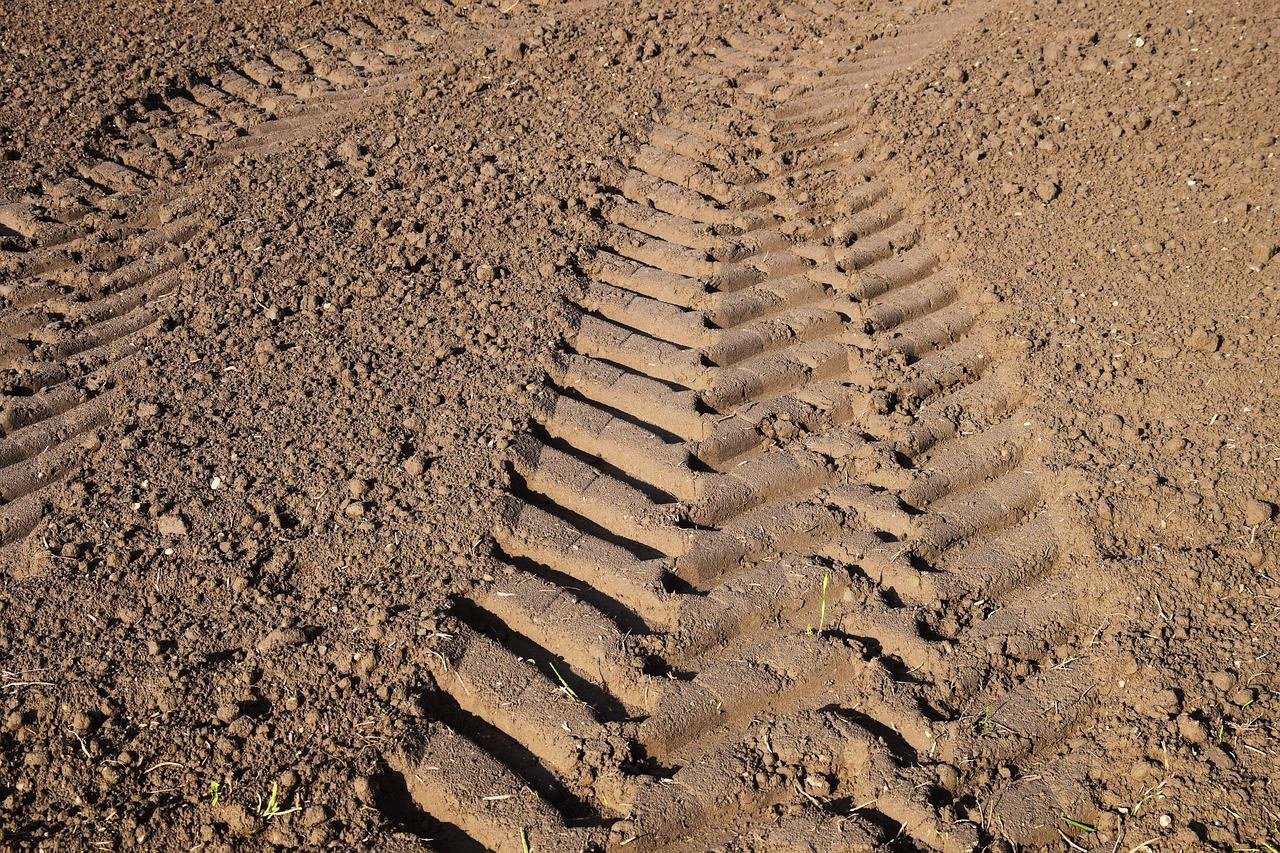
[1, 1, 1276, 852]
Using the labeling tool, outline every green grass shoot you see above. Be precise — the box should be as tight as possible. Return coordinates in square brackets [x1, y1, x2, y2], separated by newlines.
[521, 827, 532, 853]
[1059, 815, 1097, 833]
[818, 568, 831, 634]
[548, 661, 580, 703]
[209, 780, 221, 806]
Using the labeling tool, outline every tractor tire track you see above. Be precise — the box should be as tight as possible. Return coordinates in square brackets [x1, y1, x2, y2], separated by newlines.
[383, 1, 1123, 851]
[0, 14, 457, 573]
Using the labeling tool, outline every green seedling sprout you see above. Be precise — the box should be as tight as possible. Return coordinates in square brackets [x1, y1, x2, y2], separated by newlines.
[258, 781, 301, 820]
[980, 706, 995, 733]
[521, 828, 532, 853]
[210, 780, 221, 806]
[548, 661, 580, 703]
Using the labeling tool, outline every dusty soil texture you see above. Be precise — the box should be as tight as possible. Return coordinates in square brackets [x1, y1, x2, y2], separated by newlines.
[1, 0, 1276, 851]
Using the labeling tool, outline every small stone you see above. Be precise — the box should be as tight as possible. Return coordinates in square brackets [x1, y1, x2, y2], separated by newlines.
[1204, 745, 1235, 770]
[156, 515, 188, 536]
[1244, 499, 1274, 526]
[1208, 671, 1237, 691]
[936, 763, 959, 791]
[944, 63, 967, 82]
[137, 401, 160, 419]
[257, 627, 308, 654]
[1253, 240, 1278, 264]
[1176, 714, 1208, 745]
[346, 478, 370, 498]
[70, 711, 94, 735]
[1187, 328, 1221, 353]
[215, 802, 262, 837]
[215, 702, 241, 724]
[1035, 180, 1060, 202]
[403, 455, 426, 476]
[1149, 688, 1181, 717]
[302, 805, 328, 826]
[1100, 413, 1124, 435]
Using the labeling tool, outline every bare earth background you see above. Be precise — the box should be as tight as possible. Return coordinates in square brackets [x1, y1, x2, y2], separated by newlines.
[0, 0, 1276, 850]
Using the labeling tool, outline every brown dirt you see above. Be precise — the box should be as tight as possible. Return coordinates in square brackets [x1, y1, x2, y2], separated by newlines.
[0, 0, 1275, 851]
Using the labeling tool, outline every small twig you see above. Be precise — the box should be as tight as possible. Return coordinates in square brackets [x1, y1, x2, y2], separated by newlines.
[68, 728, 91, 758]
[796, 783, 822, 808]
[144, 761, 186, 775]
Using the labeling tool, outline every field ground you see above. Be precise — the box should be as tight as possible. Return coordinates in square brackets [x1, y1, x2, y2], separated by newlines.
[0, 0, 1276, 850]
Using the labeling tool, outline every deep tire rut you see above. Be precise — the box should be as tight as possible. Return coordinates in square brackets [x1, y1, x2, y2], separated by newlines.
[387, 2, 1119, 851]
